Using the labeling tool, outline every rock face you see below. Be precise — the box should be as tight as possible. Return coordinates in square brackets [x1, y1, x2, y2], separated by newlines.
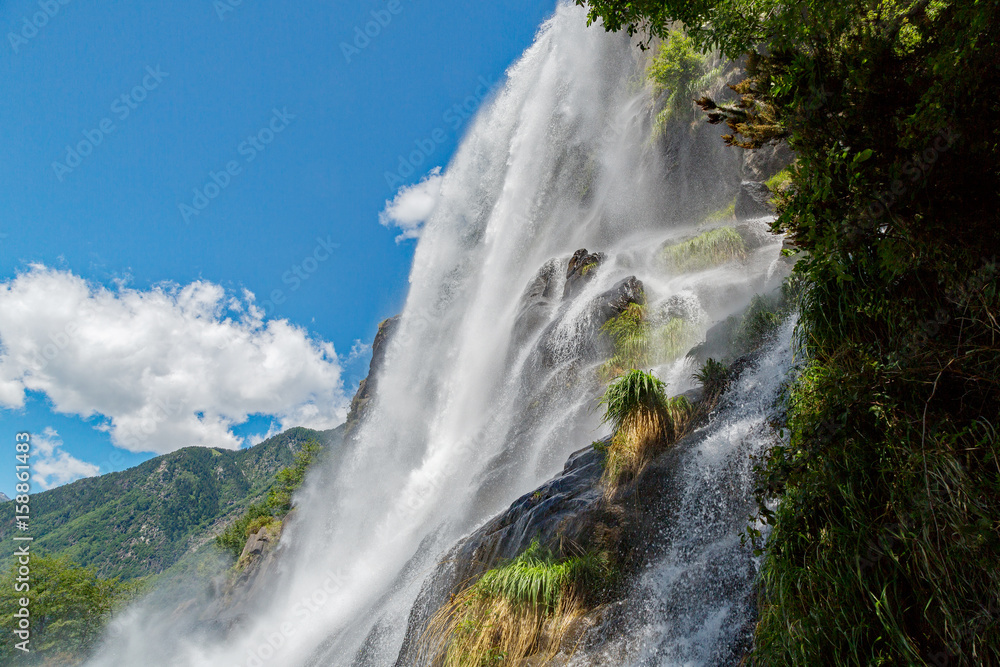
[735, 181, 775, 220]
[510, 259, 561, 348]
[741, 141, 793, 182]
[345, 315, 399, 436]
[393, 419, 712, 666]
[563, 249, 606, 299]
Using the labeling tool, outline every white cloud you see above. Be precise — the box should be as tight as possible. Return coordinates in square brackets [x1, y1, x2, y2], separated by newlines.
[0, 266, 349, 455]
[379, 167, 443, 242]
[30, 428, 100, 491]
[345, 339, 371, 363]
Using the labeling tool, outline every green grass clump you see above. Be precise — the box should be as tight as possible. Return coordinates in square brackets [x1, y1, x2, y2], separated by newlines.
[599, 370, 693, 488]
[420, 542, 610, 666]
[474, 542, 608, 613]
[693, 358, 730, 398]
[764, 168, 792, 193]
[660, 227, 747, 273]
[701, 198, 737, 225]
[599, 303, 698, 380]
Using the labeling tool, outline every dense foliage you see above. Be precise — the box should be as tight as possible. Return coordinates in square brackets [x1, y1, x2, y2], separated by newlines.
[0, 427, 339, 581]
[215, 439, 324, 560]
[579, 0, 1000, 664]
[0, 555, 141, 665]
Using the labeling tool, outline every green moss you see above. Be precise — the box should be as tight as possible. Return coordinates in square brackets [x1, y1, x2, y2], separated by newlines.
[660, 226, 747, 273]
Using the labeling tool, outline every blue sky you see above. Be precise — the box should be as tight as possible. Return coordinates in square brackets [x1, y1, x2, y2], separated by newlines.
[0, 0, 557, 497]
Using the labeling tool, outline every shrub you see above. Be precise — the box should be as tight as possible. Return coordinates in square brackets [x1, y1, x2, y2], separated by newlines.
[599, 304, 698, 380]
[693, 358, 730, 398]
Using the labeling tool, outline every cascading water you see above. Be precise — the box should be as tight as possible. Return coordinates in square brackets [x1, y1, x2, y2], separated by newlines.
[90, 3, 791, 665]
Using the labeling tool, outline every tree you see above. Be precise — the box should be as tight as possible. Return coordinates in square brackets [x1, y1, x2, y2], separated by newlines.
[0, 554, 141, 664]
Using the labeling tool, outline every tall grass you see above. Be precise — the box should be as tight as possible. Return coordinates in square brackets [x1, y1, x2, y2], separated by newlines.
[599, 370, 693, 489]
[419, 542, 609, 666]
[661, 227, 747, 273]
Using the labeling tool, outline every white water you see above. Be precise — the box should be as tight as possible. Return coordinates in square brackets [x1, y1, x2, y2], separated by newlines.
[91, 4, 789, 665]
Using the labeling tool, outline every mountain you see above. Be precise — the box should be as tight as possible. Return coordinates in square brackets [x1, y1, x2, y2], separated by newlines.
[0, 425, 342, 581]
[0, 492, 9, 503]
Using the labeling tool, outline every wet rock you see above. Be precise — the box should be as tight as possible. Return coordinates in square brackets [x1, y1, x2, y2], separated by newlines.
[734, 219, 779, 250]
[734, 181, 774, 220]
[594, 276, 646, 322]
[741, 141, 793, 182]
[345, 315, 399, 435]
[563, 249, 606, 299]
[510, 259, 560, 348]
[659, 291, 703, 323]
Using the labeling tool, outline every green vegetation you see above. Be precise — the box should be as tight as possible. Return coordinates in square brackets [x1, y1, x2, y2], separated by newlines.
[599, 303, 697, 379]
[701, 198, 736, 225]
[763, 168, 791, 193]
[599, 369, 692, 488]
[0, 554, 142, 665]
[0, 427, 340, 582]
[693, 358, 730, 398]
[215, 439, 322, 560]
[420, 541, 610, 666]
[660, 226, 747, 273]
[580, 0, 1000, 663]
[647, 30, 721, 130]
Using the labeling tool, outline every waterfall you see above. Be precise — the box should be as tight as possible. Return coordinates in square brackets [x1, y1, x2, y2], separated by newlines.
[90, 3, 789, 665]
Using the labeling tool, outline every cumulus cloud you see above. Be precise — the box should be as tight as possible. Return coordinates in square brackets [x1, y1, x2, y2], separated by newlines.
[0, 266, 349, 454]
[379, 167, 443, 241]
[31, 428, 100, 491]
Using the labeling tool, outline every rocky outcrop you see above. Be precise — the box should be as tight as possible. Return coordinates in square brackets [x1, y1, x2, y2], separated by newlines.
[345, 315, 399, 436]
[510, 259, 561, 348]
[735, 181, 775, 220]
[741, 141, 793, 182]
[394, 398, 727, 666]
[563, 249, 606, 299]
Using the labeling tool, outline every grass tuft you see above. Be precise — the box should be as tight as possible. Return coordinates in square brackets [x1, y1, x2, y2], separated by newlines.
[661, 227, 747, 273]
[419, 542, 609, 666]
[599, 370, 693, 489]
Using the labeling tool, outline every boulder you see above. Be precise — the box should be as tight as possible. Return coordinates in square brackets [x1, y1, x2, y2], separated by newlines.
[741, 141, 793, 182]
[594, 276, 646, 322]
[563, 249, 606, 299]
[735, 181, 775, 220]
